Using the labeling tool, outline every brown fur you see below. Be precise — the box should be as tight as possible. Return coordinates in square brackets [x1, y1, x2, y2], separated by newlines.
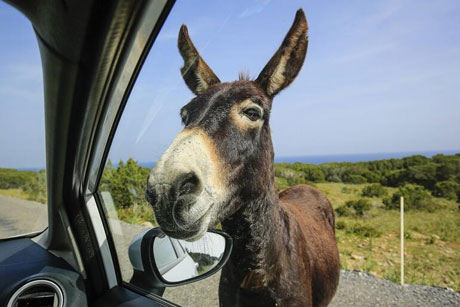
[218, 185, 340, 307]
[147, 8, 340, 307]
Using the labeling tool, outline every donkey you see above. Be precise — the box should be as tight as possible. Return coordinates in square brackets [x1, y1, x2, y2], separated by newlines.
[146, 9, 340, 307]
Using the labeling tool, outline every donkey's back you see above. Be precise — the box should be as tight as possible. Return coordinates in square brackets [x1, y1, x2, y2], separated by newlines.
[279, 184, 340, 307]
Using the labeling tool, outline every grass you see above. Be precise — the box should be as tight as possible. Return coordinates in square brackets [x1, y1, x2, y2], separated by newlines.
[116, 204, 158, 226]
[0, 188, 29, 199]
[314, 183, 460, 291]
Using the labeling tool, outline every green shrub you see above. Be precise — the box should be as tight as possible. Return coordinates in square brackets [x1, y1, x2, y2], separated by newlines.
[0, 168, 47, 204]
[341, 186, 351, 194]
[362, 183, 387, 197]
[383, 185, 438, 212]
[335, 205, 352, 217]
[361, 170, 381, 183]
[345, 199, 371, 216]
[335, 221, 346, 230]
[101, 158, 150, 209]
[336, 199, 371, 217]
[275, 176, 289, 191]
[343, 174, 367, 184]
[403, 155, 430, 167]
[326, 174, 341, 183]
[295, 164, 325, 182]
[346, 223, 381, 237]
[287, 176, 307, 186]
[433, 181, 459, 200]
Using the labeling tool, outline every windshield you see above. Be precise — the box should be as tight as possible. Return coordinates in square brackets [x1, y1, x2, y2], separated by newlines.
[0, 2, 47, 239]
[97, 0, 460, 305]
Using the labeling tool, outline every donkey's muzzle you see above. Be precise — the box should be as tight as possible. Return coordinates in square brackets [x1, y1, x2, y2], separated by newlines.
[146, 172, 206, 238]
[146, 172, 201, 205]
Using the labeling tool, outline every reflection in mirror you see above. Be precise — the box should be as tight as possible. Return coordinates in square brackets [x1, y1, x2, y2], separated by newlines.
[153, 232, 226, 283]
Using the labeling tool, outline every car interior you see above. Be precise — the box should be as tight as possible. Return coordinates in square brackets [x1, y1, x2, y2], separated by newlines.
[0, 0, 194, 306]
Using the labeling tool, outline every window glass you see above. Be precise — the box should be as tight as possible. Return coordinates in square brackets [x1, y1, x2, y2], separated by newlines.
[98, 0, 460, 305]
[0, 3, 47, 239]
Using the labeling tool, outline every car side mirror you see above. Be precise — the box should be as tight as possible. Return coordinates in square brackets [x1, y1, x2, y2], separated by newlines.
[128, 227, 232, 293]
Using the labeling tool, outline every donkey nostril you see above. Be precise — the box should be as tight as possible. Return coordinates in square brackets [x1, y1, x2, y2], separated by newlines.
[177, 173, 200, 197]
[145, 186, 157, 205]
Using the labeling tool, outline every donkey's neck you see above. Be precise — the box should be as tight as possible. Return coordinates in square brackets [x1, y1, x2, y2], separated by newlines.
[223, 191, 286, 271]
[221, 138, 288, 276]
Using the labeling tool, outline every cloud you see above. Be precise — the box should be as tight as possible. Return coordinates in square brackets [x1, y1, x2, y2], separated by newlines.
[0, 63, 43, 101]
[364, 1, 402, 25]
[157, 30, 177, 41]
[238, 0, 271, 19]
[333, 43, 394, 64]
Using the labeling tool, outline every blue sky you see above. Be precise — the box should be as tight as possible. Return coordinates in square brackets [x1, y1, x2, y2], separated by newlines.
[1, 0, 460, 168]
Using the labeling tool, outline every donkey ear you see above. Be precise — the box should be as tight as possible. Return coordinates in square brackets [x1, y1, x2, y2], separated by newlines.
[178, 25, 221, 95]
[256, 9, 309, 97]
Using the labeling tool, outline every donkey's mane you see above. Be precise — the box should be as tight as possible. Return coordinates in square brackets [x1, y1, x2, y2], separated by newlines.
[238, 70, 252, 81]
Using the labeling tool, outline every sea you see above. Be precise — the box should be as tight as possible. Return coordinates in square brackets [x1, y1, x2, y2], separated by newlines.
[273, 150, 460, 165]
[139, 149, 459, 168]
[12, 150, 459, 171]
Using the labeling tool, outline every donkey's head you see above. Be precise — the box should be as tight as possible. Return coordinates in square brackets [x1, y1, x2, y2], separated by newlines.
[146, 9, 308, 240]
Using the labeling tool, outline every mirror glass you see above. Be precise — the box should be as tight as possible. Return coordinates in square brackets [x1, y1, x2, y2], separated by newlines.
[153, 232, 226, 283]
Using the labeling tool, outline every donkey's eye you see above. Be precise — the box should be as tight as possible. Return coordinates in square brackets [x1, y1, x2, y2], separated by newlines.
[243, 108, 261, 121]
[180, 110, 189, 125]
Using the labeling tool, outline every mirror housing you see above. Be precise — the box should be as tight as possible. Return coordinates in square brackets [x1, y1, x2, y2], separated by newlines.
[128, 227, 232, 291]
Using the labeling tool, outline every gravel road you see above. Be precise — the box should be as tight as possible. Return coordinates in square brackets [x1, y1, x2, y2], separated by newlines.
[0, 195, 48, 238]
[162, 270, 460, 307]
[2, 196, 459, 306]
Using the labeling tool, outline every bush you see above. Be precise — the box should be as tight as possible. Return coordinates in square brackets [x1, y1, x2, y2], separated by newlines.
[101, 158, 150, 209]
[0, 168, 47, 204]
[326, 174, 342, 183]
[343, 174, 367, 184]
[275, 177, 289, 191]
[341, 187, 351, 194]
[335, 205, 352, 217]
[383, 185, 438, 212]
[336, 199, 371, 217]
[346, 223, 381, 238]
[303, 166, 326, 182]
[405, 163, 437, 190]
[362, 183, 387, 198]
[287, 176, 307, 186]
[345, 199, 371, 216]
[335, 221, 346, 230]
[361, 170, 381, 183]
[383, 170, 408, 187]
[433, 181, 459, 200]
[402, 155, 430, 167]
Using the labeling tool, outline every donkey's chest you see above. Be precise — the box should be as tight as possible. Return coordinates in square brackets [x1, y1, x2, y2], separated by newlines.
[219, 262, 312, 307]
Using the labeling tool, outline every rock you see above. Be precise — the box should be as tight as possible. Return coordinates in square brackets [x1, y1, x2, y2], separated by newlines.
[351, 254, 365, 261]
[141, 221, 154, 227]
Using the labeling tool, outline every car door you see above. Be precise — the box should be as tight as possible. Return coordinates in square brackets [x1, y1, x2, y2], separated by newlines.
[0, 0, 177, 306]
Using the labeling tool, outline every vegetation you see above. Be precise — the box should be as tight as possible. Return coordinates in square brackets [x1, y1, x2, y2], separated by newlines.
[273, 154, 460, 291]
[99, 159, 157, 225]
[274, 153, 460, 195]
[1, 153, 459, 290]
[0, 168, 46, 203]
[313, 182, 460, 291]
[336, 199, 371, 217]
[362, 183, 387, 198]
[100, 159, 150, 209]
[382, 185, 438, 212]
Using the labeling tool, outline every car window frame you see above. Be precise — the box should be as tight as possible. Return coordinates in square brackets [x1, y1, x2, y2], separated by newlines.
[78, 0, 177, 300]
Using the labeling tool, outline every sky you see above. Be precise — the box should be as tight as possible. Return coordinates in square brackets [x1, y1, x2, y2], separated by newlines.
[1, 0, 460, 168]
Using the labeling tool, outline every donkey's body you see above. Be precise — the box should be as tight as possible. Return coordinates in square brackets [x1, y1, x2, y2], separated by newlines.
[219, 184, 339, 306]
[146, 9, 340, 307]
